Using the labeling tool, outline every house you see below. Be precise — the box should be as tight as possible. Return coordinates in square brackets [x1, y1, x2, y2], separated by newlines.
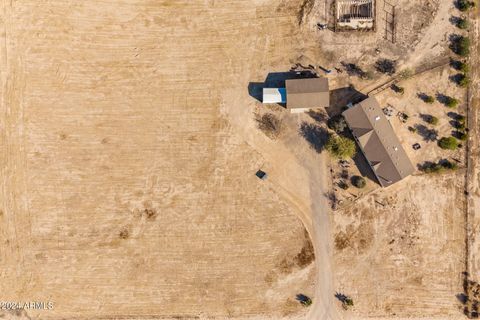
[342, 96, 414, 187]
[262, 77, 330, 113]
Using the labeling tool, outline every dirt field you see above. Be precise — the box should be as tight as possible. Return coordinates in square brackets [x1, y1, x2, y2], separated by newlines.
[0, 0, 477, 319]
[334, 172, 466, 318]
[0, 1, 318, 319]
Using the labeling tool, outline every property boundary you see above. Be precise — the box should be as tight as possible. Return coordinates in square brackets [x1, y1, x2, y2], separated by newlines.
[366, 57, 451, 96]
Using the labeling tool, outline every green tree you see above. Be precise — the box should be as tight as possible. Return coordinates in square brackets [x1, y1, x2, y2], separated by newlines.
[452, 36, 470, 57]
[425, 95, 435, 104]
[421, 160, 458, 174]
[459, 61, 470, 73]
[454, 121, 466, 130]
[351, 176, 366, 188]
[457, 0, 476, 11]
[445, 96, 459, 108]
[325, 134, 356, 159]
[458, 73, 470, 87]
[457, 17, 470, 29]
[438, 137, 459, 150]
[458, 131, 468, 141]
[327, 115, 347, 133]
[427, 116, 439, 125]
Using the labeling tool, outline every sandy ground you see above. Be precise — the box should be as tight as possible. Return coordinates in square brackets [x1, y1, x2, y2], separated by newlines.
[334, 173, 466, 318]
[0, 0, 477, 319]
[0, 1, 320, 319]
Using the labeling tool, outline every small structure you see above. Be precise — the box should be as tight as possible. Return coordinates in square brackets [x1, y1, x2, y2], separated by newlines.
[285, 77, 329, 113]
[336, 0, 375, 30]
[342, 97, 414, 187]
[262, 88, 286, 104]
[262, 77, 330, 113]
[255, 170, 268, 180]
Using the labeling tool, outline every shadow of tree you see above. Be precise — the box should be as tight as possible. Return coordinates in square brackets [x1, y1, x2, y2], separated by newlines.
[419, 113, 434, 123]
[340, 61, 368, 78]
[450, 15, 462, 26]
[299, 122, 329, 153]
[325, 191, 337, 210]
[458, 272, 480, 318]
[414, 124, 439, 142]
[450, 73, 468, 87]
[335, 292, 348, 303]
[448, 111, 462, 119]
[436, 93, 451, 105]
[352, 150, 378, 184]
[417, 92, 432, 102]
[326, 86, 367, 117]
[308, 109, 328, 123]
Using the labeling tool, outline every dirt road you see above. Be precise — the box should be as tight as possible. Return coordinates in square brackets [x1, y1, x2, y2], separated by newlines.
[305, 156, 341, 320]
[467, 1, 480, 281]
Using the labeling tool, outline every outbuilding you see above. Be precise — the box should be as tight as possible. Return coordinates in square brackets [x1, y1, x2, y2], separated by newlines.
[262, 77, 330, 113]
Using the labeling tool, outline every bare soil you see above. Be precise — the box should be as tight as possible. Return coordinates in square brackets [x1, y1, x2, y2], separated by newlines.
[0, 1, 317, 319]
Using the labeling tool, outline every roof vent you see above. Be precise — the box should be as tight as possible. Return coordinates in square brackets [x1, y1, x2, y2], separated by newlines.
[375, 116, 380, 121]
[394, 146, 398, 151]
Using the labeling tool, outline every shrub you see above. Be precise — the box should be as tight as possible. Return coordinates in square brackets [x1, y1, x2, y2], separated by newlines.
[421, 160, 458, 174]
[438, 136, 459, 150]
[457, 0, 476, 11]
[351, 176, 366, 188]
[256, 113, 283, 139]
[456, 61, 470, 73]
[364, 71, 374, 80]
[375, 59, 397, 75]
[454, 121, 466, 130]
[425, 95, 435, 104]
[399, 68, 414, 79]
[426, 115, 439, 125]
[325, 134, 356, 159]
[458, 73, 470, 87]
[327, 115, 348, 133]
[457, 17, 470, 29]
[338, 180, 349, 190]
[408, 126, 417, 133]
[452, 36, 470, 56]
[457, 114, 466, 123]
[391, 84, 404, 94]
[345, 298, 354, 307]
[442, 160, 459, 170]
[423, 163, 444, 174]
[445, 96, 459, 108]
[458, 131, 468, 141]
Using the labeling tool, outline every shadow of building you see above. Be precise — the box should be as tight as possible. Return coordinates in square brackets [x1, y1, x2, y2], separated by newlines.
[326, 86, 367, 117]
[248, 71, 318, 104]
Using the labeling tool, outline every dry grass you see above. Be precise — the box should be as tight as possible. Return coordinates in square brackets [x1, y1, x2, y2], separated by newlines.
[0, 1, 314, 319]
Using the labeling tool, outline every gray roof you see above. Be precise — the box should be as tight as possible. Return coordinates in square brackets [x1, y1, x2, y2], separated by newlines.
[342, 97, 415, 187]
[285, 78, 329, 109]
